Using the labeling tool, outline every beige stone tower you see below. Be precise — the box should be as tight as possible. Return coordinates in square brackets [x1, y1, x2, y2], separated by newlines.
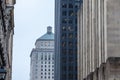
[78, 0, 120, 80]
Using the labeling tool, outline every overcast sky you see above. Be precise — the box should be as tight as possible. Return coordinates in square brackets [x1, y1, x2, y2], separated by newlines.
[12, 0, 54, 80]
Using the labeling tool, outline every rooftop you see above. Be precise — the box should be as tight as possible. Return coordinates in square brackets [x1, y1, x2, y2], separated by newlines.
[36, 26, 54, 41]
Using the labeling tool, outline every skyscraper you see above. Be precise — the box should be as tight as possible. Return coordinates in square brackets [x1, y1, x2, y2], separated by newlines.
[55, 0, 82, 80]
[30, 26, 54, 80]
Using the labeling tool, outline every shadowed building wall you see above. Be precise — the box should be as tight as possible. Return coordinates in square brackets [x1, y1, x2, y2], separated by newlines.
[0, 0, 15, 80]
[78, 0, 120, 80]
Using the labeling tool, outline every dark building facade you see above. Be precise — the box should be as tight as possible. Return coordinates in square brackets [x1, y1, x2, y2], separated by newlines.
[0, 0, 15, 80]
[55, 0, 82, 80]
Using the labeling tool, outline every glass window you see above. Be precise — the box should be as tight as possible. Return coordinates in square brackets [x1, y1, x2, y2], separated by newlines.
[69, 4, 73, 8]
[62, 11, 67, 16]
[69, 42, 73, 47]
[41, 76, 43, 78]
[45, 76, 46, 79]
[68, 19, 73, 24]
[62, 41, 66, 47]
[62, 18, 67, 24]
[49, 61, 50, 64]
[45, 72, 46, 75]
[61, 33, 66, 39]
[48, 65, 50, 67]
[45, 61, 47, 64]
[62, 3, 67, 8]
[62, 26, 66, 31]
[52, 76, 54, 79]
[48, 55, 51, 60]
[68, 26, 73, 31]
[69, 49, 73, 54]
[45, 55, 47, 60]
[48, 72, 50, 75]
[48, 76, 50, 79]
[41, 61, 43, 64]
[52, 54, 54, 60]
[69, 10, 74, 16]
[69, 33, 73, 39]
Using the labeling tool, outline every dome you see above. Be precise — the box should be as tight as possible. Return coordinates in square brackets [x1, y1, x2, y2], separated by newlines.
[36, 26, 54, 41]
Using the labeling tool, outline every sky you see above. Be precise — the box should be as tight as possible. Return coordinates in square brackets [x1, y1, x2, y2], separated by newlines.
[12, 0, 54, 80]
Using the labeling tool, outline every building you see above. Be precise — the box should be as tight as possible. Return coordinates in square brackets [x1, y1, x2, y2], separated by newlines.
[78, 0, 120, 80]
[0, 0, 15, 80]
[55, 0, 83, 80]
[30, 26, 54, 80]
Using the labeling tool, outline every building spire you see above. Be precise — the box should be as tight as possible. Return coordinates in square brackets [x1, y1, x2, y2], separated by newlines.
[47, 26, 52, 34]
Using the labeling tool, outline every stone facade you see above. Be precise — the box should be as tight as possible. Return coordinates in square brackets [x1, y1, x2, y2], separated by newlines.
[78, 0, 120, 80]
[0, 0, 15, 80]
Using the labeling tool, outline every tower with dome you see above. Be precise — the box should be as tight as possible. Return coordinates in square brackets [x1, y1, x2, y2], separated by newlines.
[30, 26, 54, 80]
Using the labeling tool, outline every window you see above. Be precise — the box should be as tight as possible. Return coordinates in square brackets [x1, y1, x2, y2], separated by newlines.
[69, 10, 74, 16]
[41, 76, 43, 78]
[52, 65, 54, 68]
[62, 57, 66, 63]
[41, 61, 43, 64]
[48, 76, 50, 79]
[45, 65, 47, 67]
[45, 61, 47, 64]
[69, 33, 73, 39]
[45, 76, 46, 79]
[49, 61, 50, 64]
[48, 65, 50, 67]
[62, 26, 66, 31]
[40, 42, 43, 46]
[75, 3, 79, 8]
[62, 49, 67, 54]
[52, 55, 54, 60]
[68, 26, 73, 31]
[61, 33, 66, 39]
[69, 42, 73, 47]
[68, 19, 73, 24]
[69, 4, 73, 8]
[62, 3, 67, 8]
[62, 18, 67, 24]
[68, 66, 73, 71]
[48, 72, 50, 75]
[45, 55, 47, 60]
[48, 55, 51, 60]
[62, 11, 67, 16]
[41, 54, 43, 60]
[45, 72, 46, 75]
[68, 73, 73, 79]
[62, 41, 66, 47]
[52, 62, 54, 64]
[52, 76, 54, 79]
[69, 49, 73, 54]
[62, 66, 66, 71]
